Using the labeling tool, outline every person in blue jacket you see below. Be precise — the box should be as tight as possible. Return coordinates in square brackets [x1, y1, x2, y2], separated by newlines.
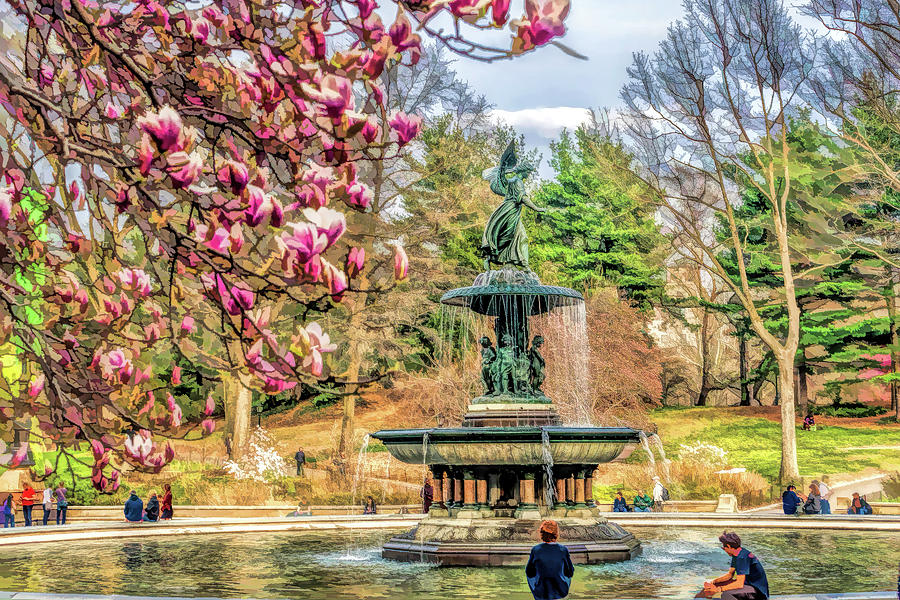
[124, 490, 143, 523]
[700, 531, 769, 599]
[612, 491, 628, 512]
[781, 485, 802, 515]
[525, 520, 574, 600]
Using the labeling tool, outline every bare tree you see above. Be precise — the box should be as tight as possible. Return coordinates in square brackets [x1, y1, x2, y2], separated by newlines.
[619, 0, 815, 481]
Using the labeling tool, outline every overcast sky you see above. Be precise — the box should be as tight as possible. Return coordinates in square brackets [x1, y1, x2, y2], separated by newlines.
[450, 0, 685, 176]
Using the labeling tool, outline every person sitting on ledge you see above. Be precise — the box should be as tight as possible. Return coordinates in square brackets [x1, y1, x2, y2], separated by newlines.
[781, 485, 802, 515]
[525, 520, 574, 600]
[124, 490, 144, 523]
[696, 531, 769, 600]
[802, 414, 815, 431]
[613, 491, 629, 512]
[363, 495, 377, 515]
[143, 491, 159, 522]
[802, 483, 822, 515]
[632, 490, 653, 512]
[287, 500, 311, 517]
[847, 492, 873, 515]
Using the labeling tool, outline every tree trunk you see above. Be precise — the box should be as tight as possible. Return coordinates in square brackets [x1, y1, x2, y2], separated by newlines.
[797, 359, 808, 416]
[738, 335, 750, 406]
[776, 353, 800, 482]
[886, 266, 900, 420]
[337, 307, 366, 464]
[696, 310, 711, 406]
[222, 371, 253, 459]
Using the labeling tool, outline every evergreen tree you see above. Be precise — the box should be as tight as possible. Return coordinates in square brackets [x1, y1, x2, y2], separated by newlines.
[529, 128, 666, 308]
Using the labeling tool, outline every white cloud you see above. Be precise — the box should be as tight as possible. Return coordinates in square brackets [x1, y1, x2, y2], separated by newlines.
[489, 106, 593, 141]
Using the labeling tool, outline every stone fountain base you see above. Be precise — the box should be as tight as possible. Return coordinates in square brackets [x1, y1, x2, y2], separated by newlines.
[382, 515, 641, 566]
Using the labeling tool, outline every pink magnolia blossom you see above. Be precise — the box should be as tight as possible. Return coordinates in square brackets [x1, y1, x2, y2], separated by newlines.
[191, 17, 211, 43]
[346, 247, 365, 277]
[389, 112, 422, 147]
[28, 374, 44, 397]
[393, 244, 409, 280]
[0, 186, 13, 224]
[118, 268, 152, 297]
[354, 0, 377, 19]
[246, 186, 284, 227]
[124, 432, 153, 460]
[39, 63, 54, 87]
[104, 101, 124, 119]
[204, 394, 215, 416]
[217, 161, 250, 195]
[171, 366, 182, 385]
[230, 285, 255, 311]
[345, 181, 373, 210]
[139, 106, 183, 152]
[180, 315, 195, 334]
[304, 74, 354, 119]
[360, 118, 380, 144]
[512, 0, 570, 51]
[492, 0, 511, 25]
[278, 222, 328, 275]
[91, 439, 106, 461]
[139, 135, 154, 175]
[389, 12, 421, 54]
[201, 419, 216, 434]
[166, 151, 203, 189]
[298, 321, 338, 377]
[322, 259, 348, 300]
[138, 391, 155, 416]
[303, 207, 346, 246]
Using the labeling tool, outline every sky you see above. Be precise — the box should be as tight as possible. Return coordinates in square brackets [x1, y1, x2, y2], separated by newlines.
[450, 0, 686, 177]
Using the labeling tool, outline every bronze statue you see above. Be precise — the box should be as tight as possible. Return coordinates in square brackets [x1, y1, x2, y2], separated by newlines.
[480, 141, 545, 270]
[492, 334, 517, 395]
[479, 336, 496, 396]
[528, 335, 546, 395]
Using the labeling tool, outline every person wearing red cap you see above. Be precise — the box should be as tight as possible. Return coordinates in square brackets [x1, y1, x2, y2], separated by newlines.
[525, 520, 574, 600]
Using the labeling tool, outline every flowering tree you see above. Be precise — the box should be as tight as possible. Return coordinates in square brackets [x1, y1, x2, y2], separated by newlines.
[0, 0, 573, 487]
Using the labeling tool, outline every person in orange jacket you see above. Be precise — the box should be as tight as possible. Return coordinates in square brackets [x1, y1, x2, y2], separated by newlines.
[20, 483, 36, 527]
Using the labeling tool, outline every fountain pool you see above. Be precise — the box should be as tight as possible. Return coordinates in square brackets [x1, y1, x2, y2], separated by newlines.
[0, 527, 895, 599]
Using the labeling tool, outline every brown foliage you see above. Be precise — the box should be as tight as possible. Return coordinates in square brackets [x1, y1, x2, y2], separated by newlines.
[581, 288, 663, 427]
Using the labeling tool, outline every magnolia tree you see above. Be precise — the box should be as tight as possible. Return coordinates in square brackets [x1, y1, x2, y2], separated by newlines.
[0, 0, 573, 489]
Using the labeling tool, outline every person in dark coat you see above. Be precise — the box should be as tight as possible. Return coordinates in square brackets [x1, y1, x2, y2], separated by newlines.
[613, 491, 628, 512]
[420, 477, 434, 513]
[294, 448, 306, 476]
[124, 490, 143, 523]
[781, 485, 802, 515]
[525, 520, 574, 600]
[847, 493, 873, 515]
[143, 491, 160, 522]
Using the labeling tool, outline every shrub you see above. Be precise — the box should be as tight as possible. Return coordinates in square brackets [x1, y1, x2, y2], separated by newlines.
[223, 428, 290, 482]
[677, 442, 729, 469]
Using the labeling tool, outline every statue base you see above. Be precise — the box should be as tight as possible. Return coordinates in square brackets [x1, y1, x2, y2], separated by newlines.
[463, 402, 560, 427]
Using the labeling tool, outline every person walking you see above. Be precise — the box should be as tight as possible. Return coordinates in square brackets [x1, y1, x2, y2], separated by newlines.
[159, 483, 173, 520]
[698, 531, 769, 599]
[525, 520, 574, 600]
[651, 476, 668, 512]
[802, 483, 822, 515]
[420, 477, 434, 514]
[54, 484, 68, 525]
[613, 491, 629, 512]
[781, 485, 802, 515]
[20, 483, 36, 526]
[1, 494, 14, 528]
[143, 491, 160, 522]
[294, 447, 306, 477]
[124, 490, 143, 523]
[41, 486, 52, 526]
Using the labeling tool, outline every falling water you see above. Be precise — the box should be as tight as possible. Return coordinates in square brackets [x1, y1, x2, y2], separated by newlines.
[638, 430, 657, 470]
[421, 431, 430, 475]
[649, 433, 671, 481]
[381, 453, 391, 504]
[350, 433, 371, 509]
[541, 428, 556, 507]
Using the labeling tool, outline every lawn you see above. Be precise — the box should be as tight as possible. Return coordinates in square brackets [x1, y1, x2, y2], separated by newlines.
[649, 407, 900, 483]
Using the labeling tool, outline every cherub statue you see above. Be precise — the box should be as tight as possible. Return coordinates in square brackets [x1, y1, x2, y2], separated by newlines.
[480, 141, 546, 271]
[492, 334, 517, 395]
[528, 335, 546, 395]
[479, 336, 496, 396]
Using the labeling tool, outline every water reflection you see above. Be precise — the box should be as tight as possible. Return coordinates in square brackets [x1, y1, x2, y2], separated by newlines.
[0, 527, 895, 599]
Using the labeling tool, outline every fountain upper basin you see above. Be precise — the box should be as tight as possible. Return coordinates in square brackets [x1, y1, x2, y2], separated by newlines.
[371, 426, 641, 466]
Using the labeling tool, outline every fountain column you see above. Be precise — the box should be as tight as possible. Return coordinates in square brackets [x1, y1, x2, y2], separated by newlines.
[455, 471, 464, 509]
[554, 477, 566, 510]
[584, 468, 595, 508]
[515, 471, 541, 520]
[462, 470, 477, 508]
[574, 470, 586, 507]
[476, 473, 489, 508]
[565, 473, 575, 505]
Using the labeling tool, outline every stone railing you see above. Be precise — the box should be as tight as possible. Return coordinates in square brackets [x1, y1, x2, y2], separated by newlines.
[63, 504, 423, 521]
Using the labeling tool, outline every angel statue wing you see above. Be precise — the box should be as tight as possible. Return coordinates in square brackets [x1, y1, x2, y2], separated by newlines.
[483, 141, 518, 197]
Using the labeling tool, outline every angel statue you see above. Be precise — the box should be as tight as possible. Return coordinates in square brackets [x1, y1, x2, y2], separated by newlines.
[480, 141, 546, 271]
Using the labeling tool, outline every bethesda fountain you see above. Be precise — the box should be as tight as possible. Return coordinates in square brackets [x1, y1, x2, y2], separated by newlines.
[372, 141, 643, 566]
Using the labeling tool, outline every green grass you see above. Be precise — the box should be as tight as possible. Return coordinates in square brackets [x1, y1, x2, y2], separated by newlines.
[649, 408, 900, 483]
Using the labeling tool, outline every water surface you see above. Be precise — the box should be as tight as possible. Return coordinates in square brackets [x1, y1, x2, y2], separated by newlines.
[0, 527, 895, 599]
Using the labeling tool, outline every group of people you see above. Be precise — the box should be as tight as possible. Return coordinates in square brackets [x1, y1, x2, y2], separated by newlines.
[525, 522, 768, 600]
[612, 476, 669, 512]
[1, 482, 68, 527]
[781, 479, 872, 515]
[123, 483, 173, 523]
